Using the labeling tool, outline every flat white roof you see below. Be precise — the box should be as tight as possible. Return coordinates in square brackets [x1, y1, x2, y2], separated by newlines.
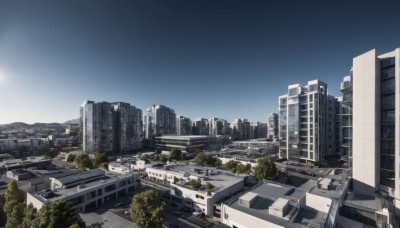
[270, 197, 289, 210]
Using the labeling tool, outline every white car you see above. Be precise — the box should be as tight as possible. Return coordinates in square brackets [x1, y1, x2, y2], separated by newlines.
[192, 211, 202, 217]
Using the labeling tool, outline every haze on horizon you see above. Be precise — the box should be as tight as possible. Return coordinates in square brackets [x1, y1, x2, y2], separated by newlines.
[0, 0, 399, 124]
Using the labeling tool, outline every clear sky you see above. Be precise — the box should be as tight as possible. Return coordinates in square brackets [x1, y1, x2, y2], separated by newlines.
[0, 0, 399, 124]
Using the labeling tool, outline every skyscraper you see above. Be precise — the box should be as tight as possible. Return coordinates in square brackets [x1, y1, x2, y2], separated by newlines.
[230, 118, 251, 140]
[208, 117, 229, 135]
[80, 100, 142, 154]
[339, 74, 352, 169]
[145, 105, 176, 139]
[176, 115, 192, 135]
[278, 80, 333, 164]
[268, 113, 279, 140]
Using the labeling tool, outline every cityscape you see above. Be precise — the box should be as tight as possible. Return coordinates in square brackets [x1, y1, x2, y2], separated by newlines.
[0, 1, 400, 228]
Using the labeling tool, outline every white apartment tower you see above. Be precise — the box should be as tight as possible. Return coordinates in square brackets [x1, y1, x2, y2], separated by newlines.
[279, 80, 336, 164]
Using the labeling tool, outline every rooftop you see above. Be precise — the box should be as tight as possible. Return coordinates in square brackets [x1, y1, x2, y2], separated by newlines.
[156, 135, 209, 140]
[30, 171, 138, 204]
[227, 180, 331, 228]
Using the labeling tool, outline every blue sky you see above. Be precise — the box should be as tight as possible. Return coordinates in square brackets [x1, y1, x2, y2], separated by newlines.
[0, 0, 400, 124]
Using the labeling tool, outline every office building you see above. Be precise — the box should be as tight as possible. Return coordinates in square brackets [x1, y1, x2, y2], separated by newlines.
[176, 115, 192, 135]
[346, 49, 400, 226]
[80, 100, 142, 154]
[145, 105, 176, 139]
[268, 113, 279, 140]
[279, 80, 332, 164]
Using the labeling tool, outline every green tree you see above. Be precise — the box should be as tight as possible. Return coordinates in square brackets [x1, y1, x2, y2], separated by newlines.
[205, 182, 214, 196]
[130, 190, 166, 228]
[236, 163, 252, 175]
[188, 179, 202, 189]
[40, 200, 85, 228]
[46, 150, 60, 159]
[160, 155, 167, 163]
[170, 149, 182, 161]
[4, 181, 26, 228]
[67, 154, 76, 163]
[35, 205, 51, 228]
[194, 152, 206, 166]
[93, 153, 109, 167]
[140, 154, 150, 160]
[98, 162, 108, 170]
[0, 193, 5, 226]
[253, 157, 278, 180]
[22, 203, 38, 228]
[74, 154, 93, 169]
[225, 160, 240, 173]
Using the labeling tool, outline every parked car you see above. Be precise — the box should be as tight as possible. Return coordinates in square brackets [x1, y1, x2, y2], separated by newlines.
[192, 211, 202, 217]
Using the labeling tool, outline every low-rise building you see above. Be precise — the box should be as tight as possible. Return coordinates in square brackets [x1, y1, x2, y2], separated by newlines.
[221, 175, 349, 228]
[0, 156, 52, 174]
[108, 162, 130, 174]
[145, 164, 244, 216]
[27, 169, 140, 213]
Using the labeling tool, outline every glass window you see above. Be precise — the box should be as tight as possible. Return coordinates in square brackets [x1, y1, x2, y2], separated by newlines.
[381, 78, 395, 95]
[381, 110, 395, 124]
[381, 95, 395, 110]
[289, 88, 299, 96]
[381, 67, 395, 80]
[380, 169, 394, 188]
[381, 58, 395, 68]
[381, 155, 395, 171]
[381, 125, 395, 139]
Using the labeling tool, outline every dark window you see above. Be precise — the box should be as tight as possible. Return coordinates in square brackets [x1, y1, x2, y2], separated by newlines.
[97, 189, 102, 196]
[381, 95, 395, 110]
[381, 78, 395, 95]
[381, 110, 395, 124]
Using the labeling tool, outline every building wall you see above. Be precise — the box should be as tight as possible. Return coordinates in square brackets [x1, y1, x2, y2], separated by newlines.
[221, 205, 284, 228]
[352, 49, 380, 196]
[305, 192, 332, 213]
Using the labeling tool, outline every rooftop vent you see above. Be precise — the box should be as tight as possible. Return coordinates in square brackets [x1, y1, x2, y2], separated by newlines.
[239, 192, 259, 208]
[269, 197, 289, 218]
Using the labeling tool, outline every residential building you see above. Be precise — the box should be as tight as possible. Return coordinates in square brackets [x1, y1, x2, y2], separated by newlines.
[27, 169, 140, 213]
[344, 48, 400, 226]
[145, 105, 176, 139]
[176, 115, 192, 135]
[209, 118, 229, 135]
[250, 122, 268, 139]
[145, 164, 244, 216]
[326, 96, 340, 157]
[80, 100, 142, 154]
[268, 113, 279, 140]
[339, 74, 353, 169]
[230, 119, 251, 140]
[278, 80, 332, 164]
[192, 118, 209, 135]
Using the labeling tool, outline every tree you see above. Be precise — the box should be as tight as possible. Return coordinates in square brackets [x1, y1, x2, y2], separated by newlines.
[130, 190, 166, 228]
[67, 154, 76, 163]
[74, 154, 93, 169]
[188, 179, 202, 189]
[140, 154, 150, 160]
[98, 162, 108, 170]
[236, 163, 252, 175]
[4, 181, 26, 228]
[225, 160, 240, 173]
[46, 150, 59, 159]
[170, 149, 182, 161]
[253, 157, 278, 180]
[160, 155, 167, 163]
[22, 203, 38, 228]
[205, 182, 214, 196]
[36, 200, 85, 228]
[93, 153, 109, 167]
[285, 174, 293, 185]
[194, 152, 206, 166]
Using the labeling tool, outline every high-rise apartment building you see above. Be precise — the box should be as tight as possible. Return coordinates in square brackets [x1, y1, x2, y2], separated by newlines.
[176, 115, 192, 135]
[279, 80, 334, 164]
[339, 74, 352, 169]
[192, 118, 209, 135]
[145, 105, 176, 139]
[350, 49, 400, 223]
[208, 118, 229, 136]
[80, 100, 142, 154]
[250, 122, 268, 139]
[268, 113, 279, 140]
[230, 118, 251, 140]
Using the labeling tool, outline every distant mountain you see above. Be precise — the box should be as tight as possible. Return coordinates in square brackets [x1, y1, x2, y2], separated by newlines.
[64, 118, 80, 124]
[0, 122, 64, 131]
